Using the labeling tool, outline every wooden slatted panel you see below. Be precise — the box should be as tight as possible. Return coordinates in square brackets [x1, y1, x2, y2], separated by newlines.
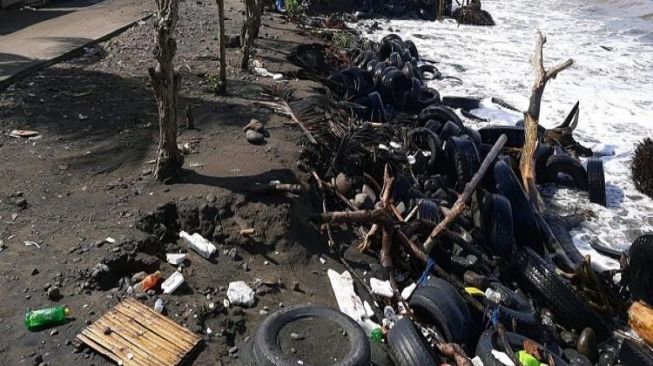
[77, 298, 201, 366]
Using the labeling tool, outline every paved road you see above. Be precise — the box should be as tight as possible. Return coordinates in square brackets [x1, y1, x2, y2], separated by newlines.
[0, 0, 153, 89]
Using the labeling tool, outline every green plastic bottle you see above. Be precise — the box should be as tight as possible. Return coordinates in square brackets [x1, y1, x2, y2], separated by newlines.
[370, 327, 384, 343]
[24, 305, 70, 330]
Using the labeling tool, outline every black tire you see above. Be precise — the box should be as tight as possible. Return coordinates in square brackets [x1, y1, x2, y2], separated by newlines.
[493, 159, 541, 250]
[418, 64, 441, 81]
[367, 91, 386, 123]
[442, 96, 482, 110]
[478, 125, 526, 148]
[480, 193, 514, 258]
[403, 62, 421, 82]
[409, 278, 473, 344]
[253, 305, 371, 366]
[540, 154, 588, 190]
[587, 158, 606, 206]
[619, 339, 653, 366]
[627, 235, 653, 306]
[418, 199, 441, 222]
[410, 127, 442, 171]
[388, 51, 404, 68]
[446, 135, 481, 191]
[423, 120, 443, 135]
[417, 88, 441, 109]
[513, 247, 608, 340]
[381, 69, 410, 107]
[543, 213, 584, 267]
[387, 318, 439, 366]
[404, 40, 419, 59]
[418, 105, 464, 130]
[373, 62, 389, 88]
[476, 330, 568, 366]
[439, 120, 462, 141]
[482, 282, 539, 334]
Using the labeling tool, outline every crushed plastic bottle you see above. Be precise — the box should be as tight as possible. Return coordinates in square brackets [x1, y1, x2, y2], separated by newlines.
[25, 305, 70, 330]
[133, 271, 161, 292]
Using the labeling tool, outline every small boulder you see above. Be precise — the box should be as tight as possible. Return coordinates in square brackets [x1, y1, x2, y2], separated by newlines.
[227, 281, 255, 307]
[246, 130, 266, 145]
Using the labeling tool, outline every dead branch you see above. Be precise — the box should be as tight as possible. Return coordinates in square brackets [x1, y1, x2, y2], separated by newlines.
[309, 208, 395, 225]
[422, 134, 507, 253]
[520, 31, 574, 212]
[253, 100, 318, 144]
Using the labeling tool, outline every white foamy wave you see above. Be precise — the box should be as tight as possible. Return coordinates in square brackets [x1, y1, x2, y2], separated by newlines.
[355, 0, 653, 269]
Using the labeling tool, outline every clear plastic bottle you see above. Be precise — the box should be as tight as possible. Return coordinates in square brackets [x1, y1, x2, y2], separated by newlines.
[25, 305, 70, 330]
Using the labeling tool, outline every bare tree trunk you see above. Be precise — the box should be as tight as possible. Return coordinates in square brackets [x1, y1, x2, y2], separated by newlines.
[519, 31, 573, 211]
[216, 0, 227, 94]
[240, 0, 263, 70]
[149, 0, 184, 181]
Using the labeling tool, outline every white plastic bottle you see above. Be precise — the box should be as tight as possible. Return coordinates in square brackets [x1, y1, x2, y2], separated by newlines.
[179, 231, 216, 259]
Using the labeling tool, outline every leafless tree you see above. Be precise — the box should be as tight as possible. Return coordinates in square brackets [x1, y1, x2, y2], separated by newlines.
[148, 0, 184, 180]
[215, 0, 227, 93]
[240, 0, 265, 69]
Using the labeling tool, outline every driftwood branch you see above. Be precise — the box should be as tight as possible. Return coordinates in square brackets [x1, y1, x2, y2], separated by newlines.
[520, 31, 574, 212]
[253, 100, 318, 144]
[423, 134, 507, 253]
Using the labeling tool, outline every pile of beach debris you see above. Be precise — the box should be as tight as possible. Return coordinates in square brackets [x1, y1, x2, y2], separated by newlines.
[272, 32, 653, 366]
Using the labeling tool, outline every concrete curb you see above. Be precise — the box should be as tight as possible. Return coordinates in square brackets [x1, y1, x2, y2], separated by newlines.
[0, 12, 154, 92]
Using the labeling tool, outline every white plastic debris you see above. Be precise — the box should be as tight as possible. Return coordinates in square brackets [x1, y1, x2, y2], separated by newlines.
[254, 67, 283, 80]
[154, 298, 165, 313]
[363, 301, 375, 318]
[471, 356, 485, 366]
[223, 299, 230, 308]
[319, 257, 327, 265]
[327, 269, 367, 322]
[105, 237, 116, 244]
[166, 253, 187, 265]
[180, 231, 216, 259]
[491, 350, 516, 366]
[389, 141, 402, 149]
[370, 278, 393, 298]
[485, 287, 502, 304]
[401, 282, 417, 300]
[24, 240, 40, 249]
[227, 281, 256, 307]
[161, 272, 185, 294]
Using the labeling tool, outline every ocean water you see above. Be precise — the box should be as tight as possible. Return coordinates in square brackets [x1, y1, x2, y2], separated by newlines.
[355, 0, 653, 269]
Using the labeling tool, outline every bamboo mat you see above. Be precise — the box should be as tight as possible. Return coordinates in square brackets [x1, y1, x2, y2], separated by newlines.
[77, 297, 201, 366]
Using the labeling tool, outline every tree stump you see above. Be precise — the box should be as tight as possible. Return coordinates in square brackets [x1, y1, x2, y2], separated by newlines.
[149, 0, 184, 181]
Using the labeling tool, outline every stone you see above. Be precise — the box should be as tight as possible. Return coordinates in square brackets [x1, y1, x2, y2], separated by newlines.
[227, 248, 242, 261]
[31, 268, 39, 275]
[354, 193, 373, 210]
[291, 332, 304, 340]
[47, 286, 61, 301]
[245, 130, 266, 145]
[227, 281, 255, 307]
